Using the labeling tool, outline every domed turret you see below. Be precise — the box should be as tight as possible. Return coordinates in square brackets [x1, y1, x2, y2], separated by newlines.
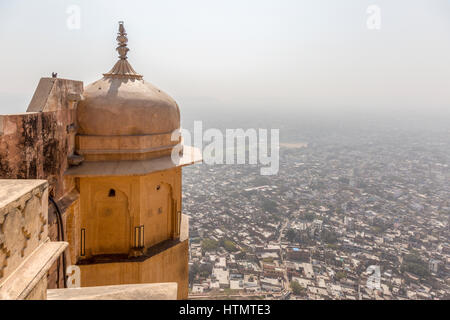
[76, 22, 181, 161]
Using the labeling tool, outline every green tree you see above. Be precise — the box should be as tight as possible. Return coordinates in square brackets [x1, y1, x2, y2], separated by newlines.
[335, 271, 346, 281]
[286, 229, 297, 242]
[303, 212, 316, 221]
[401, 253, 430, 278]
[189, 263, 200, 283]
[290, 281, 305, 296]
[322, 230, 338, 244]
[201, 239, 219, 252]
[221, 239, 237, 252]
[262, 199, 278, 212]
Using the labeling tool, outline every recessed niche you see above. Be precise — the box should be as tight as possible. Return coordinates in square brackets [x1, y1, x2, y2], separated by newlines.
[108, 189, 116, 197]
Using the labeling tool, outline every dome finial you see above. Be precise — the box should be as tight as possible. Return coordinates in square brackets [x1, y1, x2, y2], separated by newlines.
[116, 21, 129, 60]
[103, 21, 143, 79]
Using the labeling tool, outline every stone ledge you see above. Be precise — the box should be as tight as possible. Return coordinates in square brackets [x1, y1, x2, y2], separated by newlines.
[47, 282, 178, 300]
[0, 240, 68, 300]
[0, 180, 48, 214]
[65, 145, 202, 177]
[78, 238, 186, 265]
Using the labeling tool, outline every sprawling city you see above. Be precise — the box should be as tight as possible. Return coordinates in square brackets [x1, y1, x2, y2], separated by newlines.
[184, 119, 450, 300]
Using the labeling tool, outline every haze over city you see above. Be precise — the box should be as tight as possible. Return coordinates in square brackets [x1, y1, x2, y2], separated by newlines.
[0, 0, 449, 303]
[1, 0, 450, 121]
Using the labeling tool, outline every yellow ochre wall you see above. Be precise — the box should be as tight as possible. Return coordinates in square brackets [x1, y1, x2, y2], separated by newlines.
[78, 167, 181, 258]
[73, 167, 187, 299]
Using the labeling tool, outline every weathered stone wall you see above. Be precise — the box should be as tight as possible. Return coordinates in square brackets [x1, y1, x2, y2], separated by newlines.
[0, 112, 42, 180]
[0, 78, 83, 289]
[0, 85, 81, 199]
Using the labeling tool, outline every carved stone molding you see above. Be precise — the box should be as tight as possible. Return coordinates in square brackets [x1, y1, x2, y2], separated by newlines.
[0, 180, 49, 281]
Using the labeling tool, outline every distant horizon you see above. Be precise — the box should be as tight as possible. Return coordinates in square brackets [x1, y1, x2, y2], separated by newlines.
[0, 1, 449, 304]
[1, 0, 450, 120]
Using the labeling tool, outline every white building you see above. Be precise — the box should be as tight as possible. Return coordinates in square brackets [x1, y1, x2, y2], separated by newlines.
[212, 268, 229, 288]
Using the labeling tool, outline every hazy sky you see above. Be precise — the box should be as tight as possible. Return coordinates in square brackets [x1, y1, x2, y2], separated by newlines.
[0, 0, 449, 117]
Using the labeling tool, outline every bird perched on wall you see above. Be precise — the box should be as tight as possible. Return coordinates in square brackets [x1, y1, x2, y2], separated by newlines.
[52, 72, 58, 78]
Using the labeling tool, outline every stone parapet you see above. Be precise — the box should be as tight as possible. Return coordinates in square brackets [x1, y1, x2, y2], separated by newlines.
[0, 179, 67, 300]
[47, 282, 177, 300]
